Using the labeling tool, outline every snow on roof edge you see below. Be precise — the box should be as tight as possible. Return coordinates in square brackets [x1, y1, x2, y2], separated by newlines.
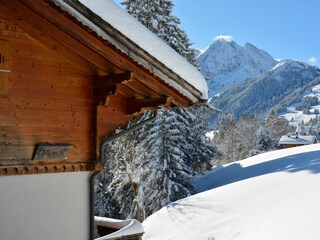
[279, 135, 317, 145]
[52, 0, 208, 100]
[95, 216, 144, 240]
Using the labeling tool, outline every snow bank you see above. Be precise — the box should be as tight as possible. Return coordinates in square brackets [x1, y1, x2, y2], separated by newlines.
[143, 144, 320, 240]
[95, 216, 144, 240]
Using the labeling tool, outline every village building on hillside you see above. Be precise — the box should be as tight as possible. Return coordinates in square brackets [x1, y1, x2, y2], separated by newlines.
[0, 0, 207, 239]
[278, 135, 317, 148]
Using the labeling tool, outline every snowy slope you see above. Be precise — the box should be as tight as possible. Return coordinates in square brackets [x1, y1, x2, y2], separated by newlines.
[197, 39, 277, 97]
[281, 82, 320, 126]
[142, 144, 320, 240]
[282, 106, 320, 126]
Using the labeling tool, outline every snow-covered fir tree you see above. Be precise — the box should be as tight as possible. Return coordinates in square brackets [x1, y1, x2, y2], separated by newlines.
[121, 0, 197, 65]
[249, 126, 277, 156]
[187, 105, 219, 172]
[309, 116, 320, 136]
[140, 107, 217, 217]
[138, 109, 195, 217]
[95, 107, 218, 221]
[95, 130, 141, 219]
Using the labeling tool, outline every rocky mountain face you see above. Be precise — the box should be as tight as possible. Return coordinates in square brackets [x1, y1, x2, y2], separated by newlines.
[197, 39, 277, 98]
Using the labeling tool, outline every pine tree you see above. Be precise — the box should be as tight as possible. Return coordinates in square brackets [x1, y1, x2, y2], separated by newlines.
[121, 0, 197, 65]
[137, 110, 192, 216]
[250, 126, 277, 156]
[136, 108, 218, 217]
[95, 131, 140, 219]
[187, 105, 219, 172]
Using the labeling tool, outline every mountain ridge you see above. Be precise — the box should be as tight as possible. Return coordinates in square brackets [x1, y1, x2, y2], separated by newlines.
[197, 38, 320, 122]
[209, 59, 320, 118]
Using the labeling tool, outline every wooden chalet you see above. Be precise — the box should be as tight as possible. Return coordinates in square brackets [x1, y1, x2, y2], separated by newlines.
[278, 135, 317, 149]
[0, 0, 207, 239]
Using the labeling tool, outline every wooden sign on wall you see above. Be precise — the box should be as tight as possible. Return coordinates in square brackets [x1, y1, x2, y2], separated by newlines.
[33, 144, 73, 161]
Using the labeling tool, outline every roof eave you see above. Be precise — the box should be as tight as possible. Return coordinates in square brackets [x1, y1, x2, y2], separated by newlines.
[51, 0, 203, 104]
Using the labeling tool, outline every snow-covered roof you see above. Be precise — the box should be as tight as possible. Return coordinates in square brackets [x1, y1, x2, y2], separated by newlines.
[278, 135, 317, 145]
[51, 0, 208, 101]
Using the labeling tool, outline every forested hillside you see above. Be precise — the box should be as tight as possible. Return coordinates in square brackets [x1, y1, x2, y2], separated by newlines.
[210, 60, 320, 118]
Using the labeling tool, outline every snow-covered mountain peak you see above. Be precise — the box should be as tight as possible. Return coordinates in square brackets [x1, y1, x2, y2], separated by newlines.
[214, 35, 234, 42]
[197, 40, 277, 97]
[204, 38, 238, 55]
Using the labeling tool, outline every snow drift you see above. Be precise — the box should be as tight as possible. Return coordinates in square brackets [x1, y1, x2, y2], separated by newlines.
[142, 144, 320, 240]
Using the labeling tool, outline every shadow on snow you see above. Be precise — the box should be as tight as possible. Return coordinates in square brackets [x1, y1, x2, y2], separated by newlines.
[196, 149, 320, 193]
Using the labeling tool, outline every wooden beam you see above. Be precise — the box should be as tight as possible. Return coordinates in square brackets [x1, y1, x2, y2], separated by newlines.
[115, 84, 144, 99]
[0, 162, 98, 176]
[123, 79, 162, 99]
[94, 72, 132, 105]
[95, 72, 132, 86]
[126, 97, 168, 114]
[96, 95, 133, 144]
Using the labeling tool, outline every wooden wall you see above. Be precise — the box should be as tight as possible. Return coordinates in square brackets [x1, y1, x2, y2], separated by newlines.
[0, 0, 195, 175]
[0, 17, 96, 166]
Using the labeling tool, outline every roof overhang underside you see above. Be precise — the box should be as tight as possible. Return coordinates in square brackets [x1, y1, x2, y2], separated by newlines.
[52, 0, 205, 104]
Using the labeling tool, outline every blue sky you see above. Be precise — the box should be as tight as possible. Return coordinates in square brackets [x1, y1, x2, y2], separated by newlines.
[114, 0, 320, 67]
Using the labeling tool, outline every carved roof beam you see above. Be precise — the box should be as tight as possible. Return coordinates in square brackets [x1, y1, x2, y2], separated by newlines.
[126, 97, 169, 115]
[94, 72, 132, 105]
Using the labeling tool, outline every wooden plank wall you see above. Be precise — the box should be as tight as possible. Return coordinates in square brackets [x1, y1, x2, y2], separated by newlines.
[0, 17, 96, 166]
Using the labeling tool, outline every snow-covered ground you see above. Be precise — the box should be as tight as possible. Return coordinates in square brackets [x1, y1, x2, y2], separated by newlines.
[142, 143, 320, 240]
[281, 84, 320, 126]
[281, 108, 317, 126]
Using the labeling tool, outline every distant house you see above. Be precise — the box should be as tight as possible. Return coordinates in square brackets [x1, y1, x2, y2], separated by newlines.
[278, 135, 317, 148]
[0, 0, 207, 240]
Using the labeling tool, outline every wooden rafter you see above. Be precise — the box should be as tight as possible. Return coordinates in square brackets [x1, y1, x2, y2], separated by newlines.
[94, 72, 132, 105]
[115, 84, 144, 99]
[126, 97, 168, 114]
[123, 79, 162, 99]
